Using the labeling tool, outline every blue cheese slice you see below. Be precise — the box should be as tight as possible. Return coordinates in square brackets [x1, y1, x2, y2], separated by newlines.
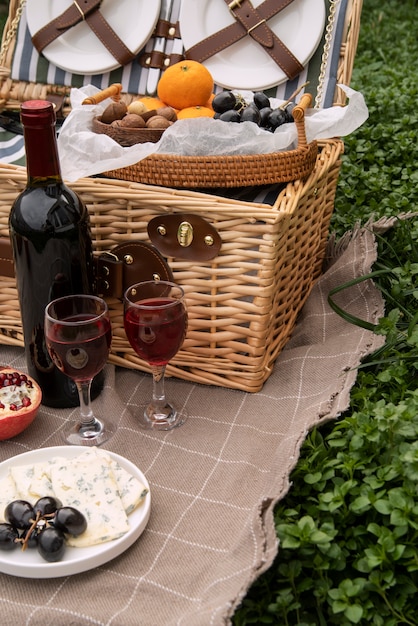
[9, 462, 54, 502]
[49, 454, 130, 547]
[79, 448, 148, 514]
[0, 473, 19, 522]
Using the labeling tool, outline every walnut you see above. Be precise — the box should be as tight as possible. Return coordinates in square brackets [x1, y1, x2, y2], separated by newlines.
[146, 115, 172, 129]
[156, 106, 177, 122]
[100, 101, 128, 124]
[141, 109, 158, 122]
[119, 113, 146, 128]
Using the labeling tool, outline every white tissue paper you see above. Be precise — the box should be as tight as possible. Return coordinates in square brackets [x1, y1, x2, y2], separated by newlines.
[58, 85, 368, 182]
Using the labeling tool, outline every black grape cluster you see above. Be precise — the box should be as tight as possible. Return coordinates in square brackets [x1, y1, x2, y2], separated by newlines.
[0, 497, 87, 562]
[212, 90, 295, 132]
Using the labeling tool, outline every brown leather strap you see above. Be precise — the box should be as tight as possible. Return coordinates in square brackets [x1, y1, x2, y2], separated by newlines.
[153, 19, 181, 40]
[31, 0, 136, 68]
[147, 214, 222, 262]
[0, 237, 173, 300]
[0, 238, 14, 279]
[185, 0, 304, 80]
[95, 242, 174, 299]
[138, 51, 184, 70]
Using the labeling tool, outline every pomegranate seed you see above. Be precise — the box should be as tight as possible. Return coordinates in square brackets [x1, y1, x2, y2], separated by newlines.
[0, 402, 4, 409]
[10, 404, 18, 411]
[22, 397, 32, 407]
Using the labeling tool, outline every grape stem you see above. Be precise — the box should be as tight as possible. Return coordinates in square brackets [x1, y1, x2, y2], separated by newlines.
[19, 511, 56, 551]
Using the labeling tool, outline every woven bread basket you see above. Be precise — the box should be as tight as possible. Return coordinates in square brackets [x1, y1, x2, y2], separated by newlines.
[92, 118, 165, 146]
[88, 87, 318, 188]
[83, 85, 167, 146]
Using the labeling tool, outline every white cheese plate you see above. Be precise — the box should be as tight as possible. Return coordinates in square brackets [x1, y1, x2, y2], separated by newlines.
[0, 446, 151, 578]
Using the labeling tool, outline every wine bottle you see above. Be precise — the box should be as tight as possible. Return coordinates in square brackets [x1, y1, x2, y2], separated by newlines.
[9, 100, 103, 408]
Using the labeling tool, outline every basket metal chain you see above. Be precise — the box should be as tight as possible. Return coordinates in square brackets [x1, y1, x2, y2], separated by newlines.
[0, 0, 27, 67]
[315, 0, 340, 109]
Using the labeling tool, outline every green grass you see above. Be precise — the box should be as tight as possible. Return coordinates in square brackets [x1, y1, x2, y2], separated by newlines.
[233, 1, 418, 624]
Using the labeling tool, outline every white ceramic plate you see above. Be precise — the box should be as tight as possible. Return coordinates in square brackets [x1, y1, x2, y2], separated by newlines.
[26, 0, 161, 74]
[0, 446, 151, 578]
[179, 0, 325, 90]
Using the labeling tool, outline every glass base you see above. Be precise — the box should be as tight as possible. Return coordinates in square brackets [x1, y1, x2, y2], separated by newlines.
[63, 417, 115, 446]
[137, 402, 186, 431]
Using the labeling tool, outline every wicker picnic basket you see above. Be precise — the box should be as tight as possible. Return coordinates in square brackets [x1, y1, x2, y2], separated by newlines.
[0, 139, 343, 392]
[0, 0, 362, 392]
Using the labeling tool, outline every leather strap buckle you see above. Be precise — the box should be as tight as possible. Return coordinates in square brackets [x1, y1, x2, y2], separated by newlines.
[31, 0, 136, 68]
[247, 19, 267, 35]
[73, 0, 88, 20]
[95, 242, 173, 299]
[185, 0, 304, 81]
[229, 0, 244, 9]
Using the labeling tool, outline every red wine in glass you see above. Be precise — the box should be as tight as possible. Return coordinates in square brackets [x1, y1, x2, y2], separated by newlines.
[47, 313, 111, 381]
[124, 282, 188, 430]
[124, 298, 187, 366]
[45, 295, 115, 445]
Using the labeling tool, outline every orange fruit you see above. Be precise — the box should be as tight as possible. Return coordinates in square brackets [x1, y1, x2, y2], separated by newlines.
[138, 95, 166, 111]
[157, 60, 214, 111]
[177, 106, 215, 119]
[205, 93, 216, 110]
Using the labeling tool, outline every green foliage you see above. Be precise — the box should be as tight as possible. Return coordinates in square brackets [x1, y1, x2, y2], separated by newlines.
[234, 218, 418, 625]
[332, 0, 418, 235]
[271, 388, 418, 625]
[234, 1, 418, 623]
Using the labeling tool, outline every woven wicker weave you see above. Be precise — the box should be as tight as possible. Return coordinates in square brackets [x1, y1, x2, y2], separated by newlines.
[103, 142, 319, 188]
[0, 0, 361, 391]
[0, 139, 343, 392]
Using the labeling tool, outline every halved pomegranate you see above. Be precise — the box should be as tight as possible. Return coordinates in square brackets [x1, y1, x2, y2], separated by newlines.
[0, 368, 42, 440]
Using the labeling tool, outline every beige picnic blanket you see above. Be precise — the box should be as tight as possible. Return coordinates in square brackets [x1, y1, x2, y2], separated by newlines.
[0, 225, 385, 625]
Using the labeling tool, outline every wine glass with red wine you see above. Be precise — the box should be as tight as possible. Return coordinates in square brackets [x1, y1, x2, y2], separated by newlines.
[124, 280, 188, 430]
[44, 294, 115, 445]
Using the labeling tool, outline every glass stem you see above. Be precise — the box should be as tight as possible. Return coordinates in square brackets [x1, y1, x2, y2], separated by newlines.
[151, 365, 167, 411]
[76, 380, 95, 425]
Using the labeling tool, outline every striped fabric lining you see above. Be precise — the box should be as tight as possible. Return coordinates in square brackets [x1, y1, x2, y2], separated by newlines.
[1, 0, 349, 204]
[0, 130, 25, 165]
[10, 0, 348, 107]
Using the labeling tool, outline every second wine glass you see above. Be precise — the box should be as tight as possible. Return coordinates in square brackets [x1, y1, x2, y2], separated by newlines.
[45, 294, 115, 446]
[124, 280, 188, 430]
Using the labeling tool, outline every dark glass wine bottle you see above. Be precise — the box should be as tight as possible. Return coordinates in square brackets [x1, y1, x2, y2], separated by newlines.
[9, 100, 103, 408]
